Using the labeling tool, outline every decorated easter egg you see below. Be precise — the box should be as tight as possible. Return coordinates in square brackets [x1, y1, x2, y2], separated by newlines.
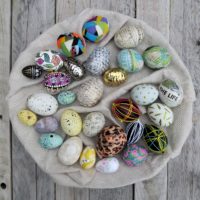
[34, 116, 58, 133]
[77, 77, 104, 107]
[96, 157, 119, 173]
[122, 144, 148, 167]
[84, 47, 110, 75]
[57, 90, 76, 105]
[27, 93, 58, 116]
[80, 146, 96, 169]
[35, 50, 63, 71]
[159, 79, 183, 107]
[147, 103, 174, 127]
[82, 16, 109, 43]
[83, 112, 105, 137]
[22, 65, 43, 79]
[96, 125, 127, 159]
[18, 109, 37, 126]
[126, 119, 144, 145]
[58, 136, 83, 165]
[131, 84, 159, 106]
[117, 49, 144, 73]
[111, 98, 141, 123]
[57, 32, 86, 57]
[144, 124, 168, 153]
[60, 109, 82, 136]
[143, 46, 172, 69]
[114, 24, 144, 49]
[39, 133, 63, 149]
[103, 68, 127, 86]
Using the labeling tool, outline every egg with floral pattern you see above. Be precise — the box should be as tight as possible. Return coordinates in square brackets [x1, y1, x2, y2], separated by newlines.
[96, 157, 119, 173]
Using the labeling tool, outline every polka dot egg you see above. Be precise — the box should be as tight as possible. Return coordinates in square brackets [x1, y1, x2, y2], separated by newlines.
[57, 91, 76, 105]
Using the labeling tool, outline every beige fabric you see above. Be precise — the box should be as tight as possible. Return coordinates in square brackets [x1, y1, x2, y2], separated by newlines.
[7, 8, 195, 188]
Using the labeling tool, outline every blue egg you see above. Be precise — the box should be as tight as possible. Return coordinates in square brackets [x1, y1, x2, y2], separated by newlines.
[57, 91, 76, 105]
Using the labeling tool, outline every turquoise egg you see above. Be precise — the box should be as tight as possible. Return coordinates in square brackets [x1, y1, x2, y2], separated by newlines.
[39, 133, 63, 149]
[57, 91, 76, 105]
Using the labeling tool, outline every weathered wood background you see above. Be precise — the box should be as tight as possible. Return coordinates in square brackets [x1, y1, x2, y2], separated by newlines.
[0, 0, 199, 199]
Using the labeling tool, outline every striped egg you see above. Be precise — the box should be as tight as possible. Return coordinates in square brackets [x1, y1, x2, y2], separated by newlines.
[22, 65, 43, 79]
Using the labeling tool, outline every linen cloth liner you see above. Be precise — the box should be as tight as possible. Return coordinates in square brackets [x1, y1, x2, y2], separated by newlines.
[7, 8, 196, 188]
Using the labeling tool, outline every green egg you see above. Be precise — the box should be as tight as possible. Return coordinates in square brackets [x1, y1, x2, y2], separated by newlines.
[57, 91, 76, 105]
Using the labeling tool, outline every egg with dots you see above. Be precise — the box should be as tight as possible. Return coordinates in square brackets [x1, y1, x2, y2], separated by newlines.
[18, 109, 37, 126]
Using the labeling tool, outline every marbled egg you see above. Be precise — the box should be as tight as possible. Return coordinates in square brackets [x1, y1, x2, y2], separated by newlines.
[77, 78, 104, 107]
[147, 103, 174, 127]
[117, 49, 144, 73]
[39, 133, 63, 149]
[143, 46, 172, 69]
[80, 146, 96, 169]
[22, 65, 43, 79]
[27, 93, 58, 116]
[83, 112, 105, 137]
[131, 84, 159, 106]
[96, 157, 119, 173]
[114, 24, 144, 49]
[60, 109, 82, 136]
[34, 116, 58, 133]
[18, 109, 37, 126]
[122, 144, 148, 167]
[58, 136, 83, 165]
[57, 90, 76, 105]
[159, 79, 183, 107]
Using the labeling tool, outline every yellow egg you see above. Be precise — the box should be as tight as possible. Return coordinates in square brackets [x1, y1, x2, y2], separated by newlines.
[80, 146, 96, 169]
[18, 109, 37, 126]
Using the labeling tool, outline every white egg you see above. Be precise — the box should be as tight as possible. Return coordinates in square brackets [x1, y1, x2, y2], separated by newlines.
[96, 157, 119, 173]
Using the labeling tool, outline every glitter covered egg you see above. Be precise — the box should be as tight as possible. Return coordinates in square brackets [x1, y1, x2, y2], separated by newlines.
[96, 157, 119, 173]
[80, 146, 96, 169]
[22, 65, 43, 79]
[57, 90, 76, 105]
[18, 109, 37, 126]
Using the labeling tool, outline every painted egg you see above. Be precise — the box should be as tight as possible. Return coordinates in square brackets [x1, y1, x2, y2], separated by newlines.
[57, 90, 76, 105]
[143, 46, 172, 69]
[57, 32, 86, 57]
[114, 24, 144, 49]
[144, 124, 168, 154]
[83, 112, 105, 137]
[159, 79, 183, 107]
[77, 77, 104, 107]
[111, 98, 141, 123]
[122, 144, 148, 167]
[39, 133, 63, 149]
[82, 16, 109, 43]
[43, 72, 71, 95]
[147, 103, 174, 127]
[22, 65, 43, 79]
[96, 157, 119, 173]
[117, 49, 144, 73]
[125, 119, 144, 145]
[103, 68, 127, 86]
[60, 109, 82, 136]
[80, 146, 96, 169]
[96, 125, 127, 159]
[27, 93, 58, 116]
[18, 109, 37, 126]
[130, 84, 159, 106]
[34, 116, 58, 133]
[35, 50, 63, 71]
[84, 47, 110, 75]
[58, 136, 83, 165]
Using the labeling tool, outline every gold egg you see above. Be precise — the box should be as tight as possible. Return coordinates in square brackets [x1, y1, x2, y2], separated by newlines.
[103, 68, 127, 86]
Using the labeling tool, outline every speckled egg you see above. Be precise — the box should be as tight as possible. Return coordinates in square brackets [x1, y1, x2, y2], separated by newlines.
[131, 84, 159, 106]
[83, 112, 105, 137]
[80, 146, 96, 169]
[60, 109, 82, 136]
[39, 133, 63, 149]
[117, 49, 144, 73]
[27, 93, 58, 116]
[22, 65, 43, 79]
[18, 109, 37, 126]
[96, 157, 119, 173]
[159, 79, 183, 107]
[57, 91, 76, 105]
[58, 136, 83, 165]
[122, 144, 148, 167]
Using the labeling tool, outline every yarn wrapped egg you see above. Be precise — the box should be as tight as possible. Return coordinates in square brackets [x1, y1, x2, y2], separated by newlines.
[117, 49, 144, 73]
[18, 109, 37, 126]
[114, 24, 144, 49]
[143, 124, 168, 154]
[82, 16, 109, 43]
[143, 46, 172, 69]
[57, 90, 76, 105]
[96, 125, 127, 159]
[80, 146, 96, 169]
[111, 98, 142, 123]
[57, 32, 86, 57]
[22, 65, 43, 79]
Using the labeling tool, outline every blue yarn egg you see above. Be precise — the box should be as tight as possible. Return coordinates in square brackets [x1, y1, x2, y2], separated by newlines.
[57, 91, 76, 105]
